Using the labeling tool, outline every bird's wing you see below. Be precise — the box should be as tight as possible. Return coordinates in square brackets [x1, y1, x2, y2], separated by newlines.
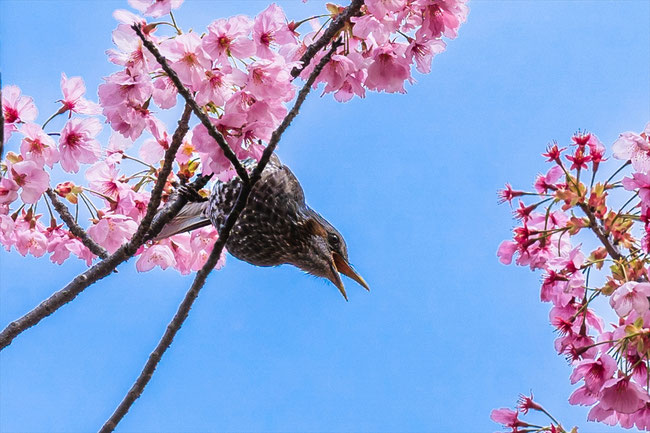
[153, 201, 212, 241]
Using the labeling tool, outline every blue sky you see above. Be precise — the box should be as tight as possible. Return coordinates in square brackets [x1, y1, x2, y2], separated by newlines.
[1, 1, 649, 432]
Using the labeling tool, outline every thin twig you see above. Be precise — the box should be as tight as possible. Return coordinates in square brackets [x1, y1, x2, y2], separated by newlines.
[45, 189, 109, 259]
[132, 24, 250, 185]
[579, 202, 623, 261]
[99, 33, 344, 433]
[0, 104, 195, 351]
[290, 0, 363, 78]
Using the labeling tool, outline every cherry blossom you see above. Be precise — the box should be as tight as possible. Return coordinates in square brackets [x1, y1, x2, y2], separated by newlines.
[59, 118, 103, 173]
[497, 125, 650, 430]
[88, 213, 138, 254]
[11, 160, 49, 204]
[128, 0, 183, 18]
[2, 85, 38, 142]
[252, 3, 297, 59]
[136, 243, 176, 271]
[203, 15, 255, 63]
[19, 123, 59, 168]
[612, 122, 650, 173]
[58, 73, 101, 116]
[610, 281, 650, 317]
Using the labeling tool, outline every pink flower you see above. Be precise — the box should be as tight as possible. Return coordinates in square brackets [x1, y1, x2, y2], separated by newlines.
[490, 408, 526, 429]
[139, 117, 170, 164]
[14, 225, 48, 257]
[192, 119, 234, 176]
[19, 123, 59, 168]
[599, 376, 650, 414]
[190, 226, 225, 271]
[417, 0, 469, 40]
[517, 393, 543, 414]
[633, 403, 650, 430]
[114, 188, 150, 222]
[351, 14, 394, 45]
[152, 76, 178, 109]
[59, 118, 102, 173]
[252, 3, 297, 59]
[622, 172, 650, 207]
[0, 177, 19, 205]
[128, 0, 183, 18]
[497, 240, 517, 265]
[88, 213, 138, 254]
[570, 354, 617, 393]
[365, 0, 407, 18]
[406, 34, 446, 74]
[107, 24, 158, 72]
[99, 68, 153, 140]
[136, 243, 176, 271]
[85, 162, 123, 198]
[47, 228, 94, 265]
[58, 73, 101, 116]
[195, 66, 246, 107]
[175, 133, 195, 165]
[11, 160, 50, 204]
[245, 57, 296, 102]
[203, 15, 255, 62]
[610, 281, 650, 317]
[105, 133, 133, 165]
[365, 43, 413, 94]
[587, 403, 619, 426]
[612, 123, 650, 173]
[0, 214, 16, 250]
[161, 32, 212, 90]
[113, 9, 146, 27]
[569, 384, 599, 406]
[2, 85, 38, 142]
[317, 52, 368, 102]
[534, 166, 564, 194]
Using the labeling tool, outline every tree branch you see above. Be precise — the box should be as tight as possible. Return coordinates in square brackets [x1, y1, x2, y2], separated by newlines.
[45, 188, 109, 259]
[579, 202, 623, 261]
[99, 33, 345, 433]
[0, 103, 195, 351]
[290, 0, 363, 78]
[132, 24, 250, 185]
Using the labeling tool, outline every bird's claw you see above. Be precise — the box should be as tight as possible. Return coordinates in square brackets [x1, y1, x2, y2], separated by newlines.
[178, 184, 207, 202]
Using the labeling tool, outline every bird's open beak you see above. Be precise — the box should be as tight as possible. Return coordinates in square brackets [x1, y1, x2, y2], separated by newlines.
[329, 252, 370, 301]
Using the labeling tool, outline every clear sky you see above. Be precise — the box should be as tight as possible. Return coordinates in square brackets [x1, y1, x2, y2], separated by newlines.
[1, 1, 649, 432]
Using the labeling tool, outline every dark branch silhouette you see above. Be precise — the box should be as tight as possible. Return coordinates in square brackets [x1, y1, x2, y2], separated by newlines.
[290, 0, 363, 78]
[132, 25, 251, 185]
[100, 19, 354, 433]
[578, 202, 623, 261]
[45, 188, 109, 259]
[0, 103, 195, 350]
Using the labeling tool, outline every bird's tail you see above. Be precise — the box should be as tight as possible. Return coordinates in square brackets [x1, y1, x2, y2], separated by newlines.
[154, 201, 212, 241]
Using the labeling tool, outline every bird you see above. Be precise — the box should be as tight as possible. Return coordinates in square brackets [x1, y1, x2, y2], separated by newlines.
[156, 155, 369, 300]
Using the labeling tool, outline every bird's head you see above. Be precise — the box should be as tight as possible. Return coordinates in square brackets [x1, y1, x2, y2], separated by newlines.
[293, 211, 369, 301]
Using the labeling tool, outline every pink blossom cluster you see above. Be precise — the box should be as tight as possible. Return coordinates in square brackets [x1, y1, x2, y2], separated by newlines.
[1, 0, 468, 276]
[497, 123, 650, 431]
[99, 0, 468, 176]
[491, 393, 578, 433]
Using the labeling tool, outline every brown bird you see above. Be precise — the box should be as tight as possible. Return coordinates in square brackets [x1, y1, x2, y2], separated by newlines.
[157, 155, 369, 300]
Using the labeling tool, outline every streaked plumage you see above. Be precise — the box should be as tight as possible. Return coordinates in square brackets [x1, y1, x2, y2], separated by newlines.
[157, 156, 368, 300]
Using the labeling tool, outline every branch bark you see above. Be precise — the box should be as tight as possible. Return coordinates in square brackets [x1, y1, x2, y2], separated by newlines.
[99, 30, 347, 433]
[0, 103, 195, 351]
[132, 24, 250, 185]
[290, 0, 363, 78]
[579, 202, 623, 261]
[46, 189, 109, 259]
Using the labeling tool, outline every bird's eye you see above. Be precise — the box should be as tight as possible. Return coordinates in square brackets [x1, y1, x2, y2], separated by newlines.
[328, 233, 340, 247]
